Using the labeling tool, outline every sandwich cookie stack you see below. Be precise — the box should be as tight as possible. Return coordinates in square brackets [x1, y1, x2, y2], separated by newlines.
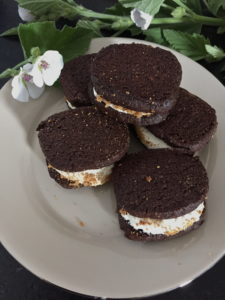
[37, 42, 217, 242]
[37, 107, 129, 188]
[113, 149, 208, 241]
[91, 43, 182, 125]
[60, 54, 95, 109]
[135, 88, 217, 152]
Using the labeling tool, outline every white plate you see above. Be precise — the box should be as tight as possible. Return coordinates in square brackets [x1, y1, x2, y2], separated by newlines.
[0, 37, 225, 299]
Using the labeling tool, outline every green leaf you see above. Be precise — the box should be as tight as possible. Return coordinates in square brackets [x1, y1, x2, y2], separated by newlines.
[104, 3, 133, 31]
[105, 3, 130, 15]
[204, 0, 225, 16]
[217, 26, 225, 34]
[145, 28, 168, 45]
[129, 26, 142, 36]
[169, 0, 194, 14]
[76, 19, 104, 37]
[163, 29, 225, 62]
[205, 45, 225, 61]
[66, 0, 77, 5]
[171, 7, 187, 18]
[0, 68, 19, 79]
[167, 23, 202, 34]
[30, 46, 41, 58]
[16, 0, 79, 20]
[111, 19, 133, 30]
[118, 0, 165, 15]
[183, 0, 202, 14]
[18, 21, 95, 62]
[220, 61, 225, 72]
[0, 26, 18, 37]
[163, 29, 209, 60]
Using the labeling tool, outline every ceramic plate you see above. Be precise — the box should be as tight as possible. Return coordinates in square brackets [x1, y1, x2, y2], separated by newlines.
[0, 38, 225, 298]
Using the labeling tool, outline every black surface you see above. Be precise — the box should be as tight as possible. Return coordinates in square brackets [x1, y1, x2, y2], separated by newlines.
[0, 1, 225, 299]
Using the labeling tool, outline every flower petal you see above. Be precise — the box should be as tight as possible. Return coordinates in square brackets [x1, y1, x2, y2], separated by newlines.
[41, 51, 64, 68]
[30, 50, 64, 87]
[41, 51, 64, 86]
[11, 73, 20, 89]
[23, 63, 33, 72]
[26, 82, 45, 99]
[30, 62, 44, 88]
[130, 8, 153, 30]
[41, 64, 62, 86]
[18, 6, 35, 22]
[11, 76, 29, 102]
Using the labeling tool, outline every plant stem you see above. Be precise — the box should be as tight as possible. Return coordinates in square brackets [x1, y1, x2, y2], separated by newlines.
[76, 5, 129, 21]
[152, 16, 225, 26]
[161, 4, 174, 11]
[76, 5, 225, 27]
[191, 15, 225, 26]
[152, 18, 185, 25]
[0, 58, 31, 79]
[112, 29, 127, 37]
[171, 0, 195, 14]
[12, 58, 31, 70]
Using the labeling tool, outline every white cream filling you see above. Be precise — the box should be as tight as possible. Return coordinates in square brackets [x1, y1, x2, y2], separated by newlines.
[135, 126, 170, 149]
[50, 164, 113, 186]
[93, 88, 128, 114]
[93, 88, 153, 118]
[136, 126, 200, 155]
[66, 99, 76, 109]
[120, 202, 204, 236]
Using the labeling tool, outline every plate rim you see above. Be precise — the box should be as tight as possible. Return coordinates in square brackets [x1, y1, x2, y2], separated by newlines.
[1, 37, 225, 299]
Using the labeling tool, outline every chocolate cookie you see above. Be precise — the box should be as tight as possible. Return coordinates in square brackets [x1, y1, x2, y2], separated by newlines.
[91, 43, 182, 125]
[113, 149, 208, 241]
[136, 88, 217, 152]
[37, 107, 130, 188]
[60, 54, 95, 108]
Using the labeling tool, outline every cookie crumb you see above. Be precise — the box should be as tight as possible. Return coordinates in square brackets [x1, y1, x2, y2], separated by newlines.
[145, 176, 152, 183]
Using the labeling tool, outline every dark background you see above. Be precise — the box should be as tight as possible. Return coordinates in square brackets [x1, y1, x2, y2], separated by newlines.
[0, 1, 224, 299]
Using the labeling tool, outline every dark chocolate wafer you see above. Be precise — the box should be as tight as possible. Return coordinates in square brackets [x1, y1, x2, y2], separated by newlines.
[60, 54, 95, 108]
[113, 149, 208, 241]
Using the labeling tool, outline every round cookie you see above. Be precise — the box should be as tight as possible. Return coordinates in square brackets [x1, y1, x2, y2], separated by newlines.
[136, 88, 217, 152]
[60, 54, 95, 108]
[37, 107, 130, 188]
[112, 149, 208, 241]
[92, 98, 169, 126]
[91, 43, 182, 125]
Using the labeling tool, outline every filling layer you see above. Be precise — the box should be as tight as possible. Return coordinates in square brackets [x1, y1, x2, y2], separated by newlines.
[65, 99, 76, 109]
[93, 88, 154, 118]
[135, 126, 170, 149]
[120, 202, 204, 236]
[48, 164, 113, 187]
[136, 126, 199, 155]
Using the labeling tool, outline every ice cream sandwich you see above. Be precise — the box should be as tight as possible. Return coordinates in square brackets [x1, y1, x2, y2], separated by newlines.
[91, 43, 182, 125]
[60, 54, 95, 109]
[37, 107, 130, 188]
[136, 88, 217, 152]
[113, 149, 208, 241]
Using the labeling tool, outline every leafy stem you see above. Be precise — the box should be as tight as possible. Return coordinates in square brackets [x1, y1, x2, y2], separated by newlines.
[74, 5, 225, 27]
[0, 58, 32, 79]
[191, 15, 225, 26]
[72, 4, 130, 21]
[161, 4, 174, 11]
[152, 16, 225, 26]
[112, 28, 127, 37]
[171, 0, 195, 15]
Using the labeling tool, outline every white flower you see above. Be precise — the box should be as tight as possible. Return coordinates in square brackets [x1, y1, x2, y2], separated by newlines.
[130, 8, 153, 30]
[18, 6, 35, 22]
[11, 64, 44, 102]
[31, 50, 64, 88]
